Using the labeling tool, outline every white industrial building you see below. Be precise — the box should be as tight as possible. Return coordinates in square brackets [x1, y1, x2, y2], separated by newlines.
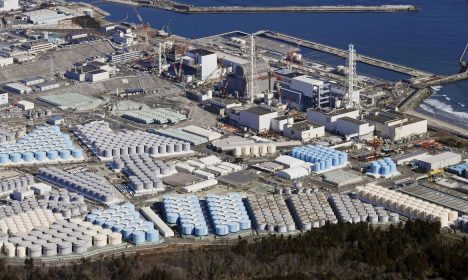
[181, 125, 222, 141]
[4, 83, 32, 94]
[335, 117, 375, 140]
[106, 50, 141, 64]
[21, 40, 55, 54]
[182, 179, 218, 193]
[365, 110, 428, 140]
[277, 167, 310, 180]
[282, 121, 325, 141]
[271, 115, 294, 132]
[230, 106, 278, 132]
[0, 56, 14, 67]
[112, 32, 134, 45]
[16, 100, 34, 110]
[275, 155, 310, 169]
[185, 49, 218, 81]
[281, 75, 331, 110]
[21, 9, 70, 25]
[35, 81, 60, 91]
[307, 108, 360, 132]
[85, 70, 110, 82]
[0, 0, 19, 12]
[0, 92, 8, 105]
[415, 152, 462, 171]
[21, 76, 45, 86]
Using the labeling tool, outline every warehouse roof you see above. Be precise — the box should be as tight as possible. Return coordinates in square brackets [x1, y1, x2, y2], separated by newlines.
[417, 152, 461, 164]
[243, 106, 276, 116]
[188, 48, 215, 56]
[21, 76, 44, 83]
[277, 167, 309, 179]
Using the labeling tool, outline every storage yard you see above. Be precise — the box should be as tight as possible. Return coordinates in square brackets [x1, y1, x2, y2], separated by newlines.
[0, 0, 466, 265]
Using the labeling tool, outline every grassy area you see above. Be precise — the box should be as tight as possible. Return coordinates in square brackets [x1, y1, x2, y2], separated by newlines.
[435, 132, 468, 148]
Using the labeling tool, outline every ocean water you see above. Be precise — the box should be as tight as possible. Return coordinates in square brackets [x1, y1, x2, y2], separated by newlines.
[87, 0, 468, 128]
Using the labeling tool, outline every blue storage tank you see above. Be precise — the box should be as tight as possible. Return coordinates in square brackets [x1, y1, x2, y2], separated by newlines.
[112, 224, 124, 233]
[94, 218, 105, 226]
[215, 224, 229, 236]
[47, 150, 58, 160]
[103, 221, 115, 229]
[51, 126, 60, 132]
[0, 154, 9, 164]
[22, 152, 34, 162]
[194, 226, 208, 236]
[181, 223, 194, 235]
[86, 214, 97, 223]
[122, 228, 134, 239]
[34, 151, 46, 161]
[370, 162, 380, 174]
[72, 149, 83, 158]
[319, 160, 326, 170]
[132, 231, 146, 244]
[59, 149, 71, 159]
[10, 153, 22, 163]
[228, 222, 240, 233]
[380, 165, 390, 176]
[332, 156, 339, 166]
[240, 220, 251, 230]
[145, 229, 159, 242]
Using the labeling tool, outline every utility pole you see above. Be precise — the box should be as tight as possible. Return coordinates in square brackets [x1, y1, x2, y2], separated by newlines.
[158, 42, 162, 76]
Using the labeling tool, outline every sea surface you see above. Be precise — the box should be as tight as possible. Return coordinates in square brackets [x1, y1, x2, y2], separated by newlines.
[85, 0, 468, 129]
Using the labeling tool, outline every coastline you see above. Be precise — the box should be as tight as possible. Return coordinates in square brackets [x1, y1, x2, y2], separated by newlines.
[410, 108, 468, 138]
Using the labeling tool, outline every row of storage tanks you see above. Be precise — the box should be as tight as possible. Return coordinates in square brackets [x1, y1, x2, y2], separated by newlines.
[74, 121, 191, 159]
[164, 195, 209, 237]
[205, 193, 251, 236]
[0, 123, 26, 144]
[455, 215, 468, 233]
[1, 217, 123, 258]
[0, 199, 44, 219]
[291, 145, 347, 172]
[355, 184, 458, 227]
[246, 194, 296, 233]
[288, 193, 338, 230]
[232, 144, 277, 157]
[38, 167, 115, 203]
[0, 208, 58, 235]
[86, 203, 160, 245]
[368, 158, 398, 176]
[329, 194, 399, 224]
[39, 189, 88, 219]
[0, 175, 34, 194]
[0, 126, 83, 165]
[113, 154, 172, 193]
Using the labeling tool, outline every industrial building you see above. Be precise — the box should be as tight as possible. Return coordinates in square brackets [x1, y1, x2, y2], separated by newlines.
[35, 81, 61, 91]
[282, 121, 325, 141]
[21, 40, 55, 54]
[415, 152, 462, 171]
[365, 110, 427, 140]
[307, 108, 359, 132]
[0, 92, 8, 106]
[85, 69, 110, 82]
[230, 106, 278, 132]
[180, 125, 222, 141]
[106, 50, 141, 64]
[335, 117, 375, 140]
[280, 74, 331, 110]
[218, 51, 273, 98]
[4, 83, 32, 94]
[16, 100, 34, 110]
[21, 76, 45, 86]
[0, 56, 14, 67]
[183, 49, 218, 81]
[21, 9, 71, 25]
[271, 115, 294, 132]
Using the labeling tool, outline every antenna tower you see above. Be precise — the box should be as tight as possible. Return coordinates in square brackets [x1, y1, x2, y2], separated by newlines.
[346, 44, 359, 108]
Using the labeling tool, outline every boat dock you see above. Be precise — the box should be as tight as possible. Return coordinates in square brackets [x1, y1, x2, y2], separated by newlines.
[258, 30, 432, 77]
[134, 0, 418, 14]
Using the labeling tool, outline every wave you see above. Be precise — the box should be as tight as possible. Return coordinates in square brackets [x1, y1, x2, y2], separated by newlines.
[420, 99, 468, 126]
